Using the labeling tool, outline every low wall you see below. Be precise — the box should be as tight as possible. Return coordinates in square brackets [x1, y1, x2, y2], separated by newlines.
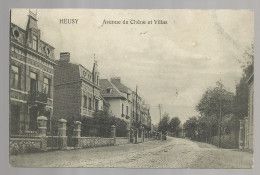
[10, 137, 43, 155]
[72, 137, 115, 148]
[115, 137, 128, 145]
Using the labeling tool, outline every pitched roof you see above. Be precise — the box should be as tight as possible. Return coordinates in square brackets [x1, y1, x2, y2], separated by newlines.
[99, 79, 125, 99]
[111, 79, 131, 94]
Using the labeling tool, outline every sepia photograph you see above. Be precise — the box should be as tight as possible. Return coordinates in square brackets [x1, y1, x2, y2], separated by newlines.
[9, 9, 254, 168]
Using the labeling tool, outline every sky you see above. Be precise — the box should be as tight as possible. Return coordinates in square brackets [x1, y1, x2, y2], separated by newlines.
[11, 9, 254, 124]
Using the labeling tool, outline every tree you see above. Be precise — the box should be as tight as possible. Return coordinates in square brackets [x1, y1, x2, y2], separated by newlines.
[196, 81, 234, 147]
[168, 117, 181, 137]
[80, 110, 128, 137]
[233, 42, 254, 120]
[239, 42, 254, 78]
[183, 116, 198, 140]
[197, 115, 218, 142]
[230, 42, 254, 148]
[158, 113, 170, 134]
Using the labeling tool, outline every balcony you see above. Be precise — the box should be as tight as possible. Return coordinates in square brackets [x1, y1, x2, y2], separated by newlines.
[81, 107, 94, 117]
[27, 91, 48, 104]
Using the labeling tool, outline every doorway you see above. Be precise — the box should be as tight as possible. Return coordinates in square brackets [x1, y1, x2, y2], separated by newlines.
[10, 104, 20, 135]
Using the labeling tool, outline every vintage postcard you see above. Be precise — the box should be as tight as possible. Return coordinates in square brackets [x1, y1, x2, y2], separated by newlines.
[9, 9, 254, 168]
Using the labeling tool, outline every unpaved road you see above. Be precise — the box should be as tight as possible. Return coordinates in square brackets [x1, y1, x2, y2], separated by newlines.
[10, 137, 253, 168]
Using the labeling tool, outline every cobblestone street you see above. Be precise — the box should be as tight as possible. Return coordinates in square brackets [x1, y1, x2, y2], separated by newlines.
[10, 137, 253, 168]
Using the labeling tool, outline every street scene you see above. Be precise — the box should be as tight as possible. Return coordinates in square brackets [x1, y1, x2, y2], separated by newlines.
[9, 9, 254, 168]
[10, 137, 252, 168]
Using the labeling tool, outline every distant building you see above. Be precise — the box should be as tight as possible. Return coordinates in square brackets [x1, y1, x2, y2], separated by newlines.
[140, 104, 152, 131]
[132, 90, 152, 137]
[131, 91, 142, 129]
[53, 52, 104, 120]
[99, 78, 132, 128]
[10, 11, 56, 135]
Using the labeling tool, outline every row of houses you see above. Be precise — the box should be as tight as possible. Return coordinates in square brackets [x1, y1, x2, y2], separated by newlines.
[10, 11, 152, 137]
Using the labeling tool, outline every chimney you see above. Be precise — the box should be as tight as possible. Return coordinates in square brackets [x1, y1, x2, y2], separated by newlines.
[60, 52, 70, 62]
[111, 77, 121, 83]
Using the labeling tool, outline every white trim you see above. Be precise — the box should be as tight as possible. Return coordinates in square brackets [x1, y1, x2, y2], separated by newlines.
[10, 88, 28, 94]
[10, 98, 27, 103]
[11, 56, 53, 76]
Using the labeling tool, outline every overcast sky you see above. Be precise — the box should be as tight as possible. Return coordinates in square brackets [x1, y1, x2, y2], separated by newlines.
[11, 9, 254, 124]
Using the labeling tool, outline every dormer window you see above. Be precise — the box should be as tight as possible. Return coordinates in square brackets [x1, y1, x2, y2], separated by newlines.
[97, 75, 99, 85]
[106, 88, 112, 94]
[45, 46, 51, 56]
[32, 35, 38, 50]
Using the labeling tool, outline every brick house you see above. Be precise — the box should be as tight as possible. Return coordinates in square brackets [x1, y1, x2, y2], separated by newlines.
[99, 78, 132, 128]
[53, 52, 105, 121]
[10, 11, 56, 135]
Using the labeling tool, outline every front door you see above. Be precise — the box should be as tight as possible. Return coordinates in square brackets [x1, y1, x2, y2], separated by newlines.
[29, 106, 38, 131]
[10, 104, 20, 135]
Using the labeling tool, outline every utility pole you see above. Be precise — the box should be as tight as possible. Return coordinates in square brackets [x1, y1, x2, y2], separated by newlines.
[158, 104, 163, 122]
[158, 104, 163, 140]
[218, 82, 223, 148]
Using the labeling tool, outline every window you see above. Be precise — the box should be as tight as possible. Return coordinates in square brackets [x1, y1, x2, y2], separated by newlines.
[126, 106, 129, 115]
[122, 104, 124, 115]
[95, 99, 99, 111]
[107, 88, 112, 94]
[83, 95, 87, 108]
[32, 35, 38, 50]
[11, 65, 20, 89]
[30, 72, 38, 92]
[88, 97, 92, 110]
[97, 75, 99, 85]
[43, 77, 50, 97]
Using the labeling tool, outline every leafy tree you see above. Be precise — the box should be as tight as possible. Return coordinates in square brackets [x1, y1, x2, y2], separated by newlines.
[196, 81, 234, 146]
[80, 110, 128, 137]
[232, 76, 249, 121]
[183, 116, 198, 140]
[231, 42, 254, 147]
[196, 81, 234, 119]
[168, 117, 181, 136]
[239, 42, 254, 78]
[158, 113, 170, 134]
[197, 115, 218, 142]
[233, 43, 254, 120]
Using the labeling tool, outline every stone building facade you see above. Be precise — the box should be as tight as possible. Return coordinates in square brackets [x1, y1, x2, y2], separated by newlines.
[10, 12, 55, 135]
[53, 52, 104, 121]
